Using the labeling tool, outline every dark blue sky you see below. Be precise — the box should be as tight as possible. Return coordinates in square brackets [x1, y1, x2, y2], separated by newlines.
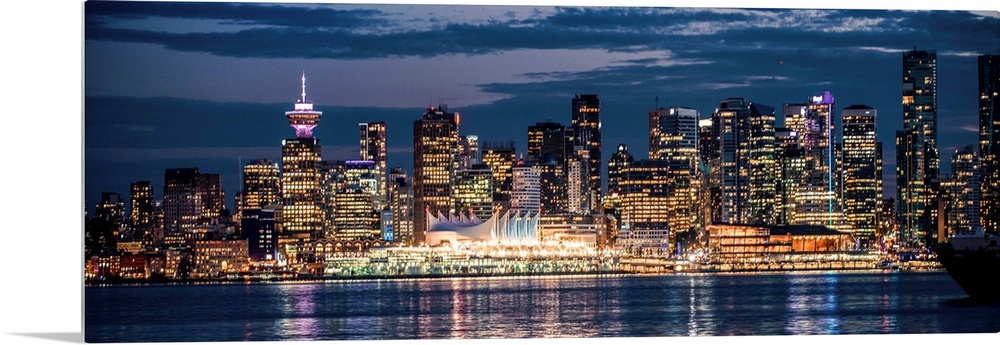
[82, 1, 1000, 212]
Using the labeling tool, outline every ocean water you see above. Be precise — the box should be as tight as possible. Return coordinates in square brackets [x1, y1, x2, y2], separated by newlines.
[84, 271, 1000, 342]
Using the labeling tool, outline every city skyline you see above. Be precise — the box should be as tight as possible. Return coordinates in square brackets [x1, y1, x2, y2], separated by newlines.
[84, 2, 1000, 212]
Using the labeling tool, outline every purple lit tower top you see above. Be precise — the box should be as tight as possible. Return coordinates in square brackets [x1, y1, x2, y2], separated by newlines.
[286, 72, 322, 138]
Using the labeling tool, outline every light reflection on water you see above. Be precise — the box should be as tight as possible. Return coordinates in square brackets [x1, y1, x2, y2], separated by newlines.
[84, 271, 1000, 342]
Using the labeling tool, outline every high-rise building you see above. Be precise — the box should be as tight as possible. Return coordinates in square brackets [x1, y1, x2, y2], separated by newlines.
[774, 128, 804, 225]
[979, 54, 1000, 235]
[240, 207, 277, 261]
[96, 192, 126, 227]
[566, 148, 590, 215]
[510, 159, 541, 213]
[898, 49, 939, 245]
[481, 142, 516, 216]
[699, 117, 720, 227]
[456, 135, 480, 170]
[572, 94, 602, 207]
[281, 73, 324, 241]
[605, 143, 634, 220]
[782, 92, 841, 228]
[710, 98, 775, 225]
[242, 159, 281, 210]
[649, 106, 701, 234]
[130, 181, 154, 229]
[537, 153, 566, 214]
[332, 185, 379, 241]
[617, 159, 672, 254]
[528, 122, 567, 165]
[842, 105, 882, 246]
[388, 170, 415, 245]
[164, 167, 201, 246]
[413, 105, 459, 244]
[947, 145, 980, 237]
[359, 121, 388, 206]
[453, 164, 494, 219]
[198, 173, 224, 220]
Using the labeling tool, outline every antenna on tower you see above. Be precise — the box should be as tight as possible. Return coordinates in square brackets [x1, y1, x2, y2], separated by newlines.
[300, 71, 307, 103]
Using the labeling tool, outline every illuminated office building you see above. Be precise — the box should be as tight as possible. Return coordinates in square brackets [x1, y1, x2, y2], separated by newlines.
[281, 73, 324, 241]
[699, 117, 720, 226]
[617, 159, 672, 253]
[242, 159, 281, 209]
[775, 128, 804, 225]
[96, 192, 126, 227]
[332, 185, 379, 241]
[454, 164, 494, 219]
[566, 149, 590, 215]
[389, 170, 415, 245]
[130, 181, 153, 229]
[164, 167, 201, 246]
[240, 207, 277, 261]
[528, 121, 568, 165]
[898, 49, 940, 244]
[537, 153, 567, 214]
[359, 121, 387, 206]
[481, 142, 516, 216]
[842, 105, 882, 246]
[572, 94, 602, 208]
[782, 92, 841, 228]
[947, 145, 980, 236]
[457, 135, 480, 170]
[979, 54, 1000, 235]
[710, 98, 775, 225]
[605, 143, 634, 220]
[649, 106, 701, 233]
[413, 105, 459, 244]
[198, 173, 224, 220]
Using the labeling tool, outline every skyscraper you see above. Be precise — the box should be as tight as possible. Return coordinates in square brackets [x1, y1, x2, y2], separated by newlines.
[281, 73, 324, 241]
[359, 121, 387, 206]
[842, 105, 882, 246]
[130, 181, 153, 230]
[649, 106, 701, 234]
[782, 92, 840, 228]
[388, 169, 415, 245]
[510, 159, 541, 213]
[710, 98, 774, 225]
[481, 142, 516, 216]
[898, 49, 939, 244]
[979, 54, 1000, 235]
[164, 167, 200, 246]
[453, 164, 494, 219]
[242, 159, 281, 210]
[775, 128, 805, 225]
[197, 173, 224, 220]
[413, 105, 459, 244]
[572, 94, 602, 208]
[618, 159, 672, 254]
[947, 145, 980, 237]
[527, 122, 567, 165]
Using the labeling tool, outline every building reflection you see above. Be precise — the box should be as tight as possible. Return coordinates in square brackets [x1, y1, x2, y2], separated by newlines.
[784, 274, 842, 334]
[275, 284, 320, 340]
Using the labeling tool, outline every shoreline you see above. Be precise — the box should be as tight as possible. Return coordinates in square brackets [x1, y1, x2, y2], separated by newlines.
[84, 264, 944, 287]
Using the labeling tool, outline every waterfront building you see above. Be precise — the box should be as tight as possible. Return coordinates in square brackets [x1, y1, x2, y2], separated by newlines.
[649, 107, 701, 234]
[163, 167, 200, 246]
[359, 121, 388, 206]
[510, 159, 541, 213]
[453, 164, 494, 220]
[240, 207, 278, 261]
[198, 173, 225, 220]
[281, 73, 324, 241]
[898, 48, 940, 245]
[413, 105, 459, 244]
[538, 213, 607, 247]
[425, 210, 540, 246]
[130, 181, 153, 230]
[707, 224, 857, 263]
[947, 145, 980, 237]
[841, 105, 883, 246]
[979, 54, 1000, 235]
[481, 142, 516, 216]
[192, 239, 250, 279]
[710, 98, 775, 225]
[617, 159, 672, 254]
[571, 94, 602, 208]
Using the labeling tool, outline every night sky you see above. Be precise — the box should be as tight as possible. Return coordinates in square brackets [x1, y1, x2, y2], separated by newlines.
[83, 1, 1000, 212]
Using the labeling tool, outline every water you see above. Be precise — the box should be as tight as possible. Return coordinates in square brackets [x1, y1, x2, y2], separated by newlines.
[84, 271, 1000, 342]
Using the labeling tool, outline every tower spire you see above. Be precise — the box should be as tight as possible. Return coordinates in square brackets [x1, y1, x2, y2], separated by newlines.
[301, 71, 307, 103]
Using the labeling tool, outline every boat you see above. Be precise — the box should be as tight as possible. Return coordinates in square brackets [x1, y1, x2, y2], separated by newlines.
[873, 260, 899, 270]
[935, 226, 1000, 301]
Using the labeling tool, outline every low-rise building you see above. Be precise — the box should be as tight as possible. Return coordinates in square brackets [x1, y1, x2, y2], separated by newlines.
[708, 224, 857, 263]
